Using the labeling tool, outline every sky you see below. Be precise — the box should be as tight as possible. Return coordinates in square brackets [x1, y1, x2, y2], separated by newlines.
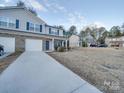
[0, 0, 124, 32]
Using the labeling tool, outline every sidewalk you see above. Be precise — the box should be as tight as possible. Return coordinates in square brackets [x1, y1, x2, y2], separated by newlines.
[0, 52, 102, 93]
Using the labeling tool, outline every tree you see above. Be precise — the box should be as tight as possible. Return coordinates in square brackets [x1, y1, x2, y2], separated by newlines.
[109, 26, 121, 37]
[17, 1, 37, 16]
[97, 31, 109, 44]
[79, 30, 87, 37]
[57, 25, 67, 37]
[28, 7, 37, 16]
[102, 31, 109, 38]
[85, 27, 91, 35]
[17, 1, 25, 7]
[121, 23, 124, 28]
[122, 32, 124, 36]
[90, 31, 96, 40]
[67, 25, 77, 37]
[98, 27, 106, 37]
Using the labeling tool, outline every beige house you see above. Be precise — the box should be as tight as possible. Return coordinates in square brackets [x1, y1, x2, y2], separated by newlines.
[69, 35, 80, 48]
[105, 36, 124, 47]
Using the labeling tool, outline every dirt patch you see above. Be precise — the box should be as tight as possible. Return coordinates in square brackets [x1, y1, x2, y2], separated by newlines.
[48, 48, 124, 93]
[0, 52, 22, 74]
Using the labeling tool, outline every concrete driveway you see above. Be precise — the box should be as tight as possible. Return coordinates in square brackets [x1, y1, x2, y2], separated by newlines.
[0, 52, 102, 93]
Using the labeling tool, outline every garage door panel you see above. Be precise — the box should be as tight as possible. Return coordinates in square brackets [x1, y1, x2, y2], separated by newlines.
[25, 39, 42, 51]
[0, 37, 15, 52]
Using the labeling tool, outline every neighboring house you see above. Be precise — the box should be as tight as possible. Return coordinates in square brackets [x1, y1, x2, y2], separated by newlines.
[0, 6, 66, 52]
[105, 36, 124, 47]
[69, 35, 80, 48]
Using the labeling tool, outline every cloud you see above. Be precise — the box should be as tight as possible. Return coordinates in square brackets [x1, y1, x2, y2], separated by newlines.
[4, 0, 11, 3]
[0, 0, 14, 6]
[0, 4, 5, 7]
[93, 22, 105, 28]
[1, 0, 47, 12]
[26, 0, 47, 11]
[43, 0, 86, 32]
[43, 0, 67, 13]
[65, 12, 86, 32]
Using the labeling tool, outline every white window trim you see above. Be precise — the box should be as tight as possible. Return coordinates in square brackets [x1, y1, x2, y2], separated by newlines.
[0, 16, 16, 29]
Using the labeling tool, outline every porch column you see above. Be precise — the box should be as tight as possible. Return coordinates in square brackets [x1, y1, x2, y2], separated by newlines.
[62, 40, 64, 47]
[51, 38, 54, 51]
[66, 40, 68, 48]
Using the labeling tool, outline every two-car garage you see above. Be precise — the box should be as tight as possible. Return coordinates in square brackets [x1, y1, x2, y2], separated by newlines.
[0, 37, 43, 53]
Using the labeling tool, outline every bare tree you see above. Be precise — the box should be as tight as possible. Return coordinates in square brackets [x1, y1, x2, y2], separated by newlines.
[28, 7, 37, 16]
[17, 1, 25, 7]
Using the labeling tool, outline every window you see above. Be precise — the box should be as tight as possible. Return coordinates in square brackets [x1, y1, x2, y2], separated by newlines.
[26, 22, 42, 32]
[57, 30, 59, 35]
[63, 30, 65, 35]
[0, 17, 16, 29]
[0, 17, 8, 28]
[8, 20, 16, 28]
[35, 24, 40, 32]
[29, 23, 34, 31]
[40, 25, 42, 32]
[49, 28, 52, 34]
[16, 19, 19, 29]
[26, 22, 29, 30]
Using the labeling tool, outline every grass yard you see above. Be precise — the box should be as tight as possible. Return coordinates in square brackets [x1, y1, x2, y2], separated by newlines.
[0, 52, 22, 74]
[48, 48, 124, 93]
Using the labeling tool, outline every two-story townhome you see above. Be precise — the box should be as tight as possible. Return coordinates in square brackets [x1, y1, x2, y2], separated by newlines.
[0, 6, 66, 52]
[105, 36, 124, 47]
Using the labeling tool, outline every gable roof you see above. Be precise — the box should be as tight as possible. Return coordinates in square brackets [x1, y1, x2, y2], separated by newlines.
[0, 6, 46, 23]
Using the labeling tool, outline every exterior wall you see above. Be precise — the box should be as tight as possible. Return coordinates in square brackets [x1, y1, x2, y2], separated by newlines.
[0, 7, 66, 52]
[42, 40, 53, 51]
[59, 29, 64, 36]
[0, 32, 51, 52]
[0, 37, 15, 52]
[0, 9, 46, 33]
[45, 26, 63, 36]
[105, 37, 124, 47]
[0, 29, 66, 51]
[25, 39, 42, 51]
[69, 35, 80, 48]
[0, 8, 63, 36]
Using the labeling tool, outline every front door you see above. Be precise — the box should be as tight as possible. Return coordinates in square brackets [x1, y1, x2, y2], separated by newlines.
[46, 41, 49, 50]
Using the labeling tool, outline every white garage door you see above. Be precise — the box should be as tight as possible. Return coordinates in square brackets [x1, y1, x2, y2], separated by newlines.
[0, 37, 15, 52]
[25, 39, 42, 51]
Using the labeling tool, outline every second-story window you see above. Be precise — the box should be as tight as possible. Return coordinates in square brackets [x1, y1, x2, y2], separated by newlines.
[29, 23, 34, 32]
[27, 22, 42, 32]
[35, 24, 40, 32]
[0, 17, 16, 29]
[8, 20, 16, 28]
[0, 17, 8, 28]
[57, 30, 59, 35]
[49, 28, 52, 34]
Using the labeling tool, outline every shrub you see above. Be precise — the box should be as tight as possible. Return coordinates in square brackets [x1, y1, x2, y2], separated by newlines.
[82, 41, 88, 47]
[57, 47, 65, 52]
[54, 46, 58, 51]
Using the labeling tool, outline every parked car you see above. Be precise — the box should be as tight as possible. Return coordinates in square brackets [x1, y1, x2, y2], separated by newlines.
[90, 44, 97, 47]
[98, 44, 108, 47]
[0, 44, 4, 56]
